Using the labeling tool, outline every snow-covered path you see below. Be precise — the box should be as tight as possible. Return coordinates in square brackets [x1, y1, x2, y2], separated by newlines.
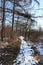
[13, 36, 39, 65]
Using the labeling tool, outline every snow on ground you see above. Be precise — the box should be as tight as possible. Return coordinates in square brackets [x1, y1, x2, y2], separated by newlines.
[13, 36, 39, 65]
[36, 43, 43, 55]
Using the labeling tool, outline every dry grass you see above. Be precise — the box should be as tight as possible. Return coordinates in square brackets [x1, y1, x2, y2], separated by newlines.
[9, 37, 21, 47]
[35, 55, 43, 63]
[0, 37, 21, 48]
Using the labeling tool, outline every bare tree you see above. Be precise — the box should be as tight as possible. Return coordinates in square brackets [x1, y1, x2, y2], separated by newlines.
[0, 0, 39, 41]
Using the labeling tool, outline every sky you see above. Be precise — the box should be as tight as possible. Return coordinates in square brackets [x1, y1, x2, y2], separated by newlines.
[33, 0, 43, 29]
[38, 0, 43, 28]
[19, 0, 43, 30]
[0, 0, 43, 30]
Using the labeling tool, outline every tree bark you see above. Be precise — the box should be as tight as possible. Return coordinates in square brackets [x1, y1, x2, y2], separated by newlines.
[11, 0, 15, 39]
[1, 0, 5, 41]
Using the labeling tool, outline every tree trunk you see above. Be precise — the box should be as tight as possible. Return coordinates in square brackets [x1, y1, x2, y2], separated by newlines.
[12, 8, 14, 32]
[1, 0, 5, 41]
[11, 0, 15, 39]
